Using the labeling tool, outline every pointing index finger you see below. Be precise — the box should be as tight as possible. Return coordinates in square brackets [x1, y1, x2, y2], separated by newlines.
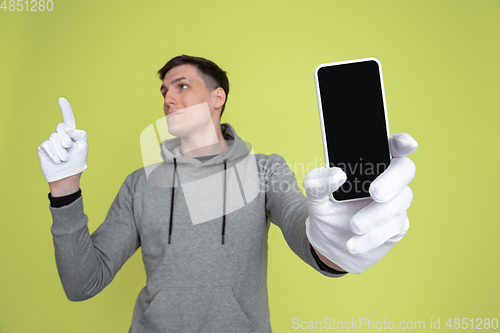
[58, 97, 76, 128]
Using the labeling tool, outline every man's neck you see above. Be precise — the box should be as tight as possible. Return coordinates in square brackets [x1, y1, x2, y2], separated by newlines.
[180, 124, 229, 158]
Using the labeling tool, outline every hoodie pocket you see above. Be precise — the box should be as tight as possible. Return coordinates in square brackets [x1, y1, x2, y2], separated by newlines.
[138, 286, 258, 333]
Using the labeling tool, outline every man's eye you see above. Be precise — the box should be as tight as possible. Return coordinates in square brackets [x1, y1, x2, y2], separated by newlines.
[180, 84, 188, 89]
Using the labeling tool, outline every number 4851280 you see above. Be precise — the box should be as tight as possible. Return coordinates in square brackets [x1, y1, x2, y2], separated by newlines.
[445, 318, 499, 330]
[1, 0, 54, 11]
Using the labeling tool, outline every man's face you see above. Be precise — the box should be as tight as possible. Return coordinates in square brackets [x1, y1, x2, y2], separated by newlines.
[160, 64, 219, 138]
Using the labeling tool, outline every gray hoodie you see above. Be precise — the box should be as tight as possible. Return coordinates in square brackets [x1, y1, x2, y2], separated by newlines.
[50, 124, 343, 333]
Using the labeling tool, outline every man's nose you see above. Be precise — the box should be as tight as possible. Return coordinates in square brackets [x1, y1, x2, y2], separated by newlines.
[164, 91, 176, 106]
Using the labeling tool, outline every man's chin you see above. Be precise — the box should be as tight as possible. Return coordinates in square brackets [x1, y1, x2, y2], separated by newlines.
[166, 124, 189, 138]
[167, 127, 181, 138]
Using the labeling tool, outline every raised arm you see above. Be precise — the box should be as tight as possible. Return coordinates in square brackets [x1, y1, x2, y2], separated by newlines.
[38, 98, 140, 301]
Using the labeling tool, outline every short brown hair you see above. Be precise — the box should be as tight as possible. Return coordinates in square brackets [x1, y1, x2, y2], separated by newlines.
[158, 55, 230, 117]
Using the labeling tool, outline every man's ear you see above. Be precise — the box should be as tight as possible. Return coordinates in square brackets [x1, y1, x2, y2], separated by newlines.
[213, 87, 226, 110]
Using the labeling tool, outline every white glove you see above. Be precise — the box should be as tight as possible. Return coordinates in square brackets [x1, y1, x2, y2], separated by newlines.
[304, 133, 418, 274]
[38, 98, 88, 183]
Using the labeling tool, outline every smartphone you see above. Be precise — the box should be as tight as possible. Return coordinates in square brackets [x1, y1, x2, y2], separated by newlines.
[314, 58, 391, 202]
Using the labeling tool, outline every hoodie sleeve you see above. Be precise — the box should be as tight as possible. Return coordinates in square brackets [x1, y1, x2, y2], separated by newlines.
[260, 154, 346, 278]
[49, 174, 140, 301]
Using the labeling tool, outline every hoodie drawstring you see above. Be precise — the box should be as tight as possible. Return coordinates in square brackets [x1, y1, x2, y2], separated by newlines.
[221, 159, 227, 245]
[168, 158, 228, 245]
[168, 158, 177, 244]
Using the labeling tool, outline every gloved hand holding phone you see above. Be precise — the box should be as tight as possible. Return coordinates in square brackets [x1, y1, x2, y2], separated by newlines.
[304, 133, 418, 274]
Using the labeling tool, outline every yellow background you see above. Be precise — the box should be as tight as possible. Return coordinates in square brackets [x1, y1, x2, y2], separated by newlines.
[1, 0, 499, 332]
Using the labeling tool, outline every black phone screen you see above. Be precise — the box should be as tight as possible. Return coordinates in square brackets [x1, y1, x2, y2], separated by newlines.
[316, 59, 391, 201]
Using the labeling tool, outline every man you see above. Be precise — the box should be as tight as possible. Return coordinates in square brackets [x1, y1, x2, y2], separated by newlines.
[38, 55, 417, 332]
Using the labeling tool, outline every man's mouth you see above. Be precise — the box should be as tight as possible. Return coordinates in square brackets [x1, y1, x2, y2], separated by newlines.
[167, 109, 183, 116]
